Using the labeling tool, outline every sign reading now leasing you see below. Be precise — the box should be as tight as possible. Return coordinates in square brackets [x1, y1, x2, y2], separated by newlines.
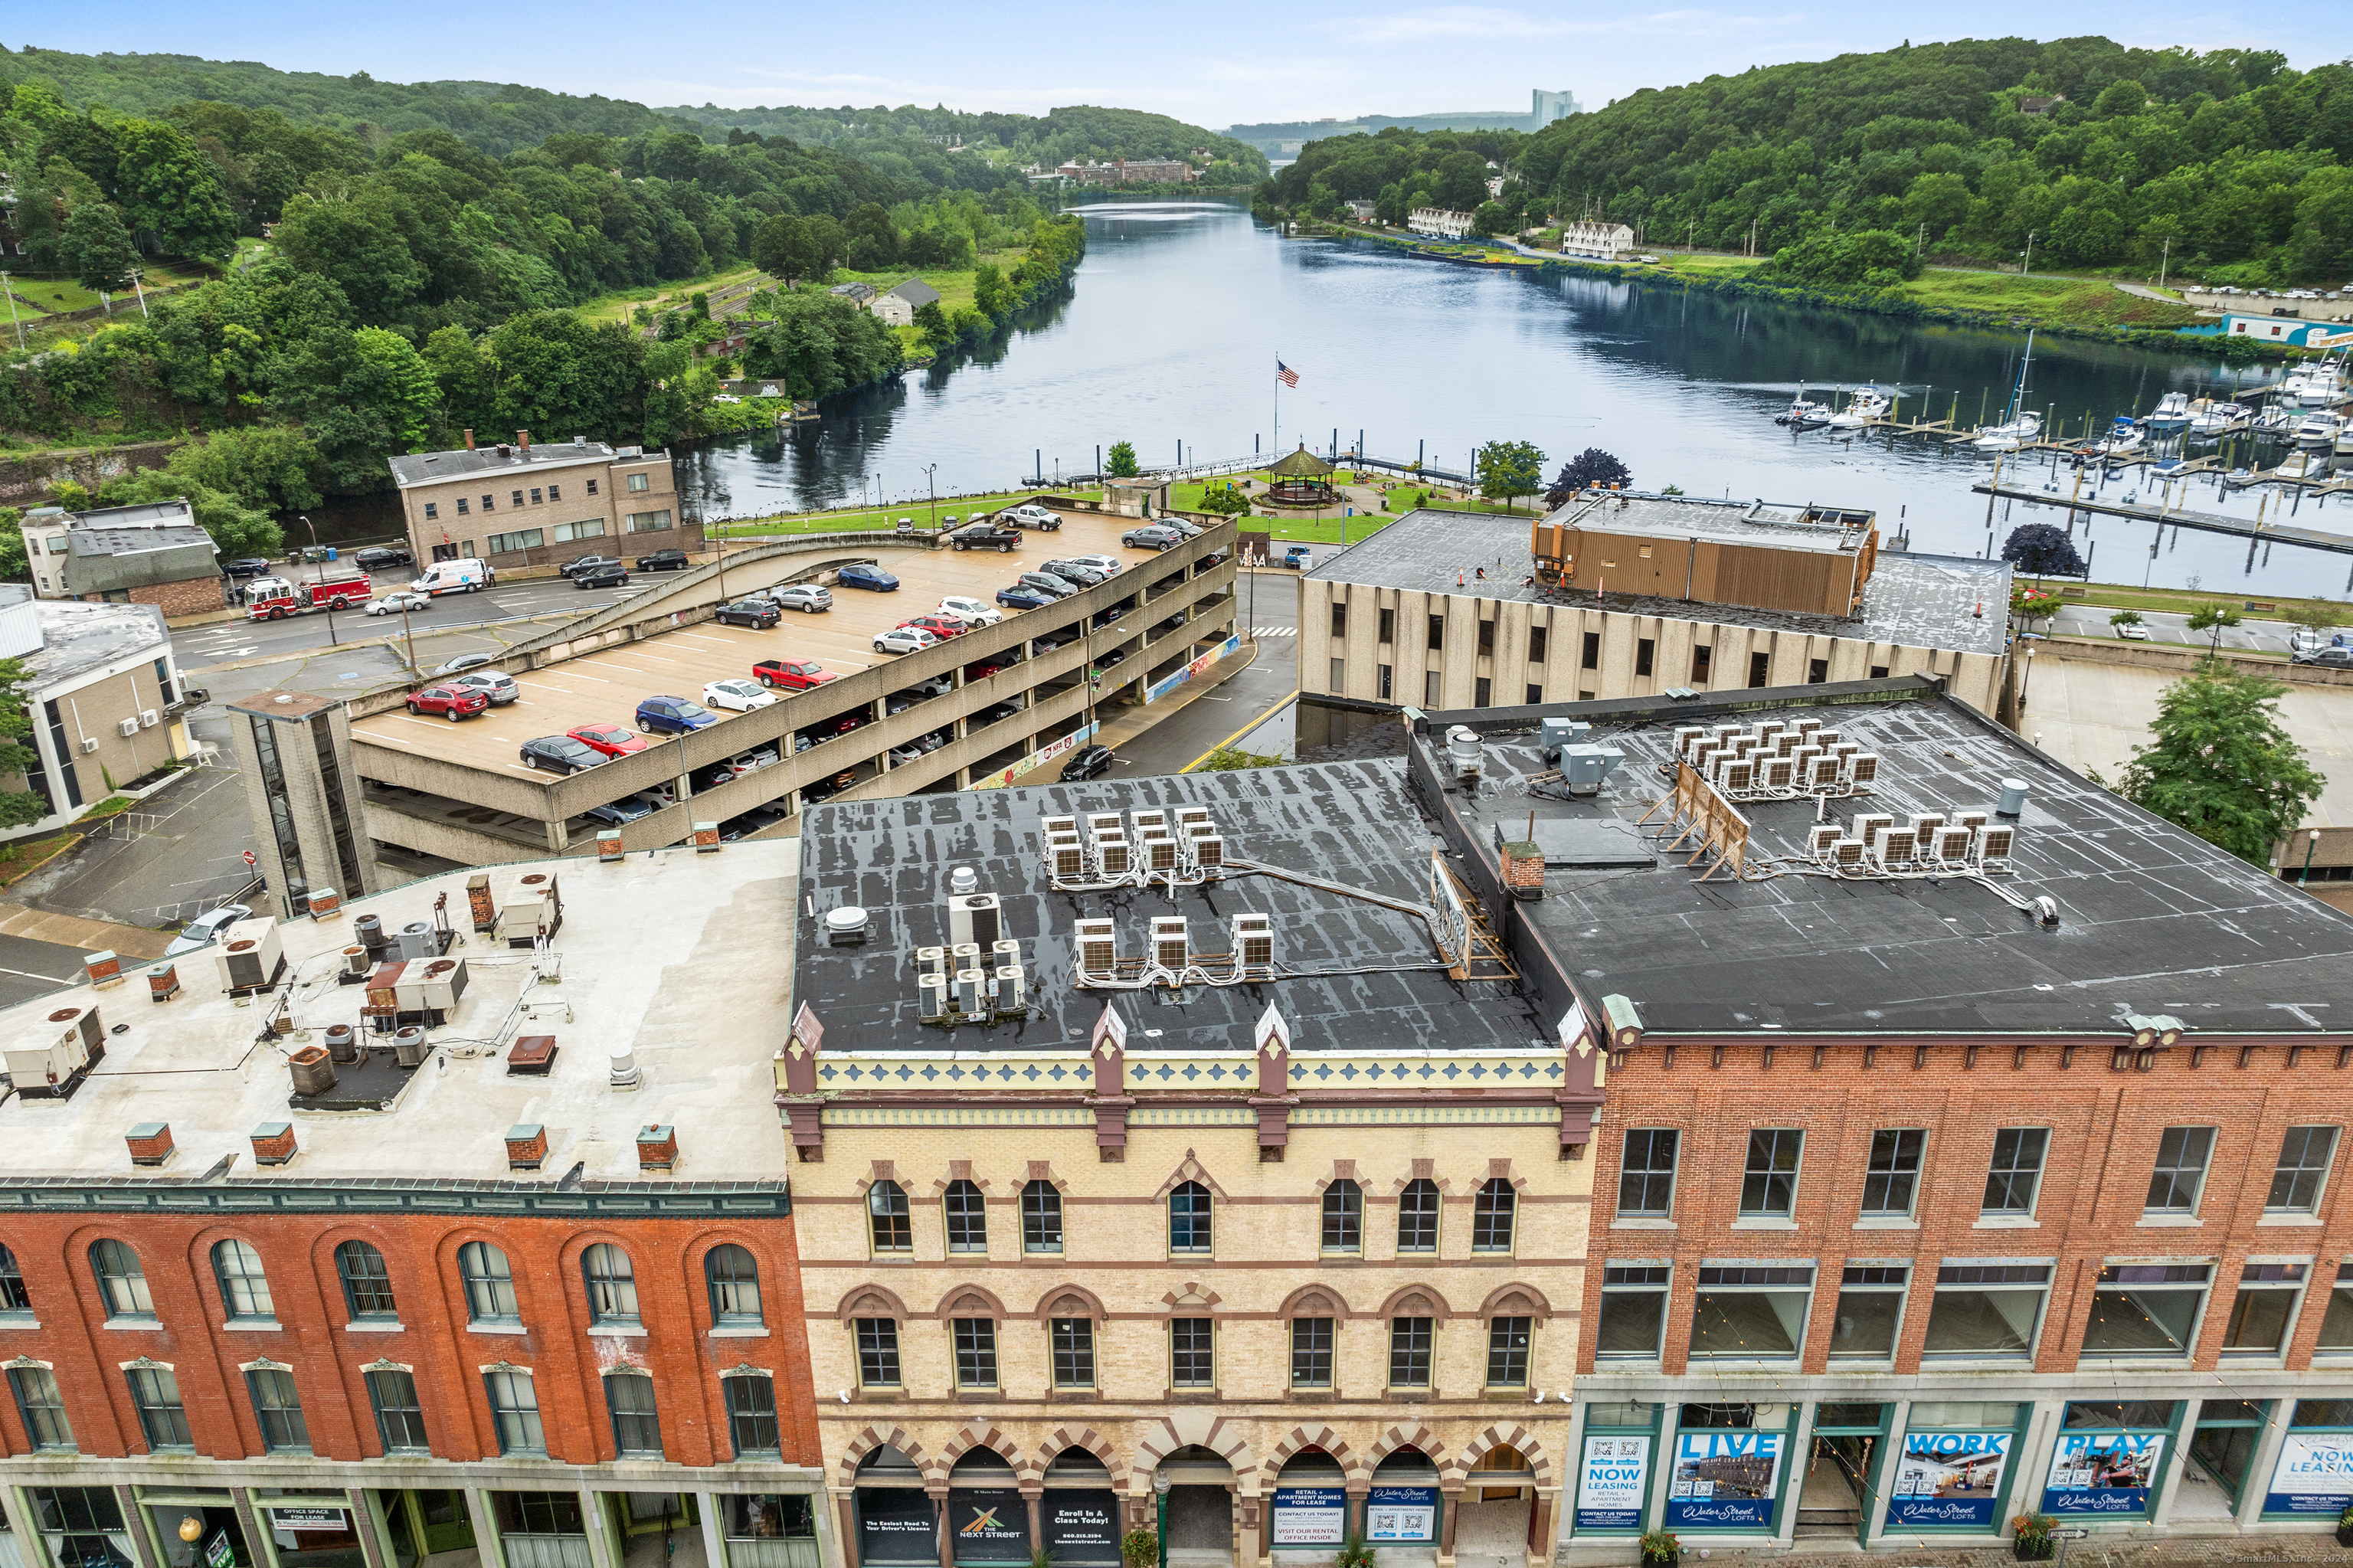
[2264, 1432, 2353, 1516]
[1576, 1435, 1651, 1530]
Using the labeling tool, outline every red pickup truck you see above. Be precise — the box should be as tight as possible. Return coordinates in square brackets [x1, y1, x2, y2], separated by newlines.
[246, 572, 372, 620]
[753, 659, 839, 692]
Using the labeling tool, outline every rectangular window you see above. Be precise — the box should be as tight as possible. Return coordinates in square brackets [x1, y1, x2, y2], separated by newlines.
[723, 1377, 780, 1457]
[1478, 620, 1494, 656]
[1618, 1128, 1678, 1217]
[486, 529, 544, 555]
[1862, 1129, 1926, 1216]
[627, 473, 650, 493]
[2319, 1264, 2353, 1354]
[1023, 1187, 1062, 1253]
[954, 1319, 998, 1389]
[366, 1369, 429, 1453]
[1486, 1315, 1533, 1386]
[2082, 1264, 2209, 1358]
[1740, 1129, 1803, 1217]
[1424, 671, 1442, 707]
[1635, 638, 1654, 677]
[627, 510, 673, 534]
[1870, 665, 1890, 679]
[944, 1184, 987, 1253]
[1426, 614, 1445, 651]
[1290, 1318, 1334, 1388]
[511, 490, 525, 508]
[424, 502, 438, 520]
[126, 1367, 191, 1449]
[484, 1367, 544, 1455]
[587, 479, 600, 496]
[2145, 1126, 2216, 1213]
[480, 494, 495, 512]
[247, 1368, 309, 1452]
[1748, 651, 1769, 687]
[1923, 1264, 2050, 1359]
[548, 484, 561, 502]
[456, 497, 470, 515]
[1525, 683, 1543, 705]
[1808, 658, 1829, 683]
[1596, 1266, 1669, 1359]
[1688, 1265, 1812, 1360]
[856, 1319, 901, 1387]
[2267, 1126, 2338, 1213]
[1581, 631, 1600, 669]
[1378, 665, 1394, 700]
[1692, 646, 1711, 683]
[30, 1487, 126, 1566]
[1389, 1318, 1433, 1387]
[1829, 1265, 1908, 1360]
[1377, 607, 1394, 644]
[1527, 626, 1547, 663]
[1330, 603, 1348, 638]
[8, 1366, 74, 1450]
[1052, 1318, 1095, 1388]
[529, 488, 542, 505]
[2222, 1263, 2306, 1356]
[1331, 658, 1347, 692]
[1983, 1129, 2048, 1215]
[605, 1373, 661, 1457]
[1474, 676, 1491, 707]
[493, 1494, 582, 1537]
[1171, 1318, 1213, 1388]
[1397, 1183, 1438, 1252]
[552, 518, 607, 542]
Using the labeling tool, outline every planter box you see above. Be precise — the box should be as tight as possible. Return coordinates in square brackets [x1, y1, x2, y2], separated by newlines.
[2013, 1538, 2056, 1560]
[2333, 1523, 2353, 1548]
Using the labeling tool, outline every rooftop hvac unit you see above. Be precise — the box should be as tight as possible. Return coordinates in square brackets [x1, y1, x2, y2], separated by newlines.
[995, 964, 1027, 1013]
[1953, 810, 1990, 830]
[826, 907, 870, 946]
[950, 942, 981, 974]
[1873, 827, 1918, 868]
[1975, 825, 2015, 867]
[1086, 813, 1124, 838]
[496, 891, 556, 944]
[1911, 813, 1946, 840]
[394, 921, 437, 961]
[1809, 826, 1843, 866]
[1791, 743, 1821, 768]
[1846, 752, 1880, 788]
[1831, 741, 1861, 760]
[1814, 730, 1841, 748]
[955, 968, 989, 1016]
[1540, 717, 1591, 758]
[3, 1003, 101, 1097]
[990, 938, 1020, 973]
[1933, 827, 1975, 863]
[1042, 814, 1078, 840]
[1720, 758, 1755, 793]
[915, 944, 947, 977]
[1793, 718, 1822, 737]
[1445, 725, 1483, 778]
[1131, 810, 1167, 833]
[918, 972, 950, 1023]
[214, 918, 285, 994]
[1049, 836, 1088, 881]
[1832, 838, 1866, 871]
[1761, 758, 1794, 790]
[1672, 725, 1708, 758]
[1854, 813, 1894, 844]
[1807, 755, 1841, 788]
[1075, 918, 1118, 981]
[1176, 807, 1211, 829]
[1191, 834, 1226, 869]
[1756, 719, 1784, 741]
[1145, 834, 1180, 873]
[1712, 724, 1740, 745]
[1097, 833, 1131, 875]
[412, 957, 468, 1012]
[1150, 915, 1189, 976]
[1729, 734, 1758, 757]
[393, 1026, 429, 1067]
[1775, 731, 1801, 756]
[1690, 747, 1722, 778]
[78, 737, 97, 755]
[950, 892, 1002, 951]
[1232, 914, 1274, 980]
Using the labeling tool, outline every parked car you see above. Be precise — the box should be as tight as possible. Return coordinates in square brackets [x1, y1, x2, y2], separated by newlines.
[1059, 744, 1117, 782]
[353, 545, 414, 570]
[976, 701, 1022, 725]
[889, 742, 927, 765]
[1096, 647, 1127, 667]
[900, 614, 969, 641]
[1016, 571, 1078, 599]
[2114, 622, 2152, 641]
[1030, 633, 1070, 653]
[1123, 525, 1184, 551]
[223, 557, 273, 578]
[714, 599, 783, 630]
[637, 548, 692, 571]
[1156, 517, 1205, 538]
[449, 670, 519, 706]
[766, 583, 833, 614]
[729, 746, 781, 774]
[164, 902, 255, 958]
[568, 722, 647, 758]
[939, 595, 1005, 627]
[434, 652, 494, 676]
[753, 658, 839, 692]
[703, 678, 780, 712]
[584, 794, 659, 827]
[520, 735, 604, 774]
[1041, 560, 1108, 587]
[908, 674, 954, 699]
[873, 626, 939, 656]
[366, 590, 433, 617]
[692, 760, 741, 791]
[406, 684, 489, 720]
[560, 554, 620, 578]
[574, 563, 630, 590]
[1002, 503, 1063, 530]
[635, 695, 716, 734]
[1072, 554, 1123, 576]
[997, 585, 1056, 611]
[838, 562, 900, 592]
[947, 522, 1023, 553]
[2292, 647, 2353, 669]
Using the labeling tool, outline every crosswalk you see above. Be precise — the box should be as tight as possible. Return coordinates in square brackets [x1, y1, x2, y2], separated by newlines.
[1249, 626, 1298, 637]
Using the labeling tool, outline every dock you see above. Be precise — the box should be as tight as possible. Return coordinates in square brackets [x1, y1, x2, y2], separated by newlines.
[1968, 480, 2353, 555]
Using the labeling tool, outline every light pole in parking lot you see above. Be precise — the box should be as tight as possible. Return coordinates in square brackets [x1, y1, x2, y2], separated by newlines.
[301, 515, 339, 647]
[396, 596, 418, 672]
[925, 464, 939, 531]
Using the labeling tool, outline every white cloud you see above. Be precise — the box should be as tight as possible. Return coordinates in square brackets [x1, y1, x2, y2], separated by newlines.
[1342, 4, 1804, 44]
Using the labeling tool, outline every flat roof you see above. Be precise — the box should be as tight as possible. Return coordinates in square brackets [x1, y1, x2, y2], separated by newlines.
[792, 762, 1547, 1056]
[26, 600, 168, 687]
[1308, 506, 2010, 656]
[1416, 686, 2353, 1036]
[70, 525, 215, 558]
[388, 441, 663, 489]
[232, 689, 340, 721]
[0, 843, 801, 1181]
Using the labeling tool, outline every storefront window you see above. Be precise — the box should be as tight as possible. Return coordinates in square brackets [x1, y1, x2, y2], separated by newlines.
[1828, 1266, 1906, 1360]
[1665, 1406, 1790, 1531]
[1574, 1410, 1656, 1534]
[856, 1448, 934, 1566]
[1890, 1405, 2024, 1532]
[1922, 1264, 2048, 1360]
[262, 1500, 364, 1568]
[35, 1489, 133, 1568]
[720, 1495, 817, 1568]
[1688, 1265, 1811, 1360]
[1041, 1452, 1121, 1568]
[2312, 1263, 2353, 1354]
[1597, 1266, 1668, 1359]
[2080, 1264, 2209, 1358]
[2263, 1401, 2353, 1520]
[2220, 1264, 2305, 1356]
[2041, 1405, 2177, 1519]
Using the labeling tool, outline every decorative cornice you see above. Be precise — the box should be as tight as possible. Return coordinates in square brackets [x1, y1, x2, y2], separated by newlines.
[0, 1177, 790, 1218]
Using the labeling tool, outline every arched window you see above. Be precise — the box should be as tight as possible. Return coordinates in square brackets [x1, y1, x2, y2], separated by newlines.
[1396, 1178, 1441, 1253]
[90, 1239, 153, 1319]
[868, 1180, 912, 1252]
[944, 1180, 987, 1254]
[459, 1241, 519, 1324]
[582, 1243, 640, 1326]
[1320, 1179, 1363, 1252]
[1169, 1180, 1212, 1255]
[1022, 1180, 1063, 1254]
[211, 1239, 275, 1322]
[705, 1245, 763, 1327]
[1472, 1178, 1517, 1252]
[0, 1243, 30, 1314]
[335, 1239, 398, 1321]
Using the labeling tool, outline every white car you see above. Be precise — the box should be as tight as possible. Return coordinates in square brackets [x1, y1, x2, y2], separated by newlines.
[367, 591, 433, 617]
[702, 679, 779, 712]
[165, 903, 254, 958]
[2115, 623, 2151, 641]
[938, 595, 1004, 627]
[873, 627, 939, 656]
[1070, 554, 1121, 576]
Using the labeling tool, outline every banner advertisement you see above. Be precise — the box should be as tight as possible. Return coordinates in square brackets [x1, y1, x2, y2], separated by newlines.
[1366, 1486, 1438, 1543]
[2041, 1433, 2165, 1515]
[2263, 1432, 2353, 1516]
[1576, 1435, 1651, 1530]
[970, 722, 1100, 791]
[1270, 1487, 1348, 1547]
[1146, 636, 1242, 703]
[1042, 1491, 1124, 1564]
[1665, 1431, 1785, 1530]
[1890, 1432, 2012, 1527]
[858, 1490, 938, 1565]
[947, 1489, 1031, 1563]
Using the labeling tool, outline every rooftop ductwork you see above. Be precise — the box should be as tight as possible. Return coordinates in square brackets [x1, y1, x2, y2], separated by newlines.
[825, 907, 870, 946]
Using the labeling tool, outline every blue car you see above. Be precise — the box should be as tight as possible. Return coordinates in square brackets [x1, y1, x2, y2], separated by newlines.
[997, 585, 1056, 610]
[636, 695, 716, 735]
[838, 563, 899, 592]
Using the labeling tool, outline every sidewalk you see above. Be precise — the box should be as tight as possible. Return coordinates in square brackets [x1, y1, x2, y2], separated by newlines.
[0, 901, 173, 961]
[1651, 1537, 2353, 1568]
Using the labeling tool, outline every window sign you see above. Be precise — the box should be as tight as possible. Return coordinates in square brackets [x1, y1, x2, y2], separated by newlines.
[1365, 1487, 1438, 1543]
[1042, 1494, 1121, 1566]
[857, 1491, 937, 1565]
[1665, 1431, 1785, 1530]
[2041, 1433, 2165, 1515]
[1576, 1435, 1651, 1529]
[1890, 1432, 2012, 1527]
[205, 1534, 236, 1568]
[2263, 1432, 2353, 1517]
[1269, 1488, 1347, 1547]
[267, 1512, 347, 1533]
[948, 1490, 1029, 1563]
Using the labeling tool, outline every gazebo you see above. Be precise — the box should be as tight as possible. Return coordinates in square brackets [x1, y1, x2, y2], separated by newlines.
[1266, 444, 1339, 506]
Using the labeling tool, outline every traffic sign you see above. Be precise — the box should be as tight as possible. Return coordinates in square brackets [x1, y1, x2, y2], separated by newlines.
[2051, 1529, 2090, 1539]
[242, 850, 258, 866]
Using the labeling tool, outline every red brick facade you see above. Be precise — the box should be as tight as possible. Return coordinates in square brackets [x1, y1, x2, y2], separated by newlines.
[0, 1210, 820, 1468]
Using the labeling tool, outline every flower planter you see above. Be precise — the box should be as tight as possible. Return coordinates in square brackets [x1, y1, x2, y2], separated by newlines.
[2333, 1522, 2353, 1549]
[2012, 1538, 2056, 1560]
[1639, 1556, 1678, 1568]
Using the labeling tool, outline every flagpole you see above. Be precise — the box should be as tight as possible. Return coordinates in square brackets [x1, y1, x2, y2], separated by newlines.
[1273, 358, 1278, 466]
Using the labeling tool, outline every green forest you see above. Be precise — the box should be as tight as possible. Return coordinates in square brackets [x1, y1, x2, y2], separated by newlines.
[1265, 35, 2353, 285]
[663, 103, 1269, 186]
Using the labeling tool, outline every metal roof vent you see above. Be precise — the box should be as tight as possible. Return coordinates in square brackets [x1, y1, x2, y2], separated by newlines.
[948, 866, 980, 896]
[1445, 725, 1482, 780]
[825, 907, 869, 945]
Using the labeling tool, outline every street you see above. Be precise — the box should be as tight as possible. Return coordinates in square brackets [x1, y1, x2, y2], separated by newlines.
[2044, 603, 2316, 654]
[1109, 571, 1299, 777]
[181, 574, 648, 670]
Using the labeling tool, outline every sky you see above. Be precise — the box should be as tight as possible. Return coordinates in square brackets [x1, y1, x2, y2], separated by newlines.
[13, 0, 2346, 132]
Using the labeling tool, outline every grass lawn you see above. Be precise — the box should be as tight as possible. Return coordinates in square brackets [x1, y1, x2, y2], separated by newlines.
[1896, 270, 2201, 329]
[11, 277, 103, 314]
[1650, 252, 1766, 277]
[706, 488, 1106, 538]
[573, 264, 773, 326]
[2050, 580, 2349, 623]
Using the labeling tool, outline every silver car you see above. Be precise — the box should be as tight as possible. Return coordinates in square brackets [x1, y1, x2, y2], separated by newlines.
[767, 583, 833, 614]
[165, 903, 253, 958]
[450, 670, 519, 705]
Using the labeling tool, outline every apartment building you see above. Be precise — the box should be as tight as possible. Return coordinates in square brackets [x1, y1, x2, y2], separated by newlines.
[1406, 210, 1475, 241]
[0, 586, 195, 833]
[388, 435, 695, 574]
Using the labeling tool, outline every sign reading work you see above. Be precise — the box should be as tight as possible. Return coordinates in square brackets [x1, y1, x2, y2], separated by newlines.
[1890, 1430, 2013, 1528]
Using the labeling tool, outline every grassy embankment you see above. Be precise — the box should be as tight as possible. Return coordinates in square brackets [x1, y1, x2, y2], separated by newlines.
[704, 489, 1108, 538]
[573, 252, 1024, 358]
[1641, 252, 2202, 332]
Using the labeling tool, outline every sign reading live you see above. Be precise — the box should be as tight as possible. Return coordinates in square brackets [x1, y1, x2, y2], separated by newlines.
[1576, 1435, 1651, 1529]
[1365, 1485, 1438, 1543]
[1042, 1491, 1123, 1565]
[1269, 1487, 1348, 1546]
[1890, 1432, 2013, 1527]
[2263, 1432, 2353, 1516]
[949, 1489, 1032, 1563]
[2041, 1433, 2165, 1516]
[857, 1490, 938, 1565]
[1665, 1431, 1785, 1530]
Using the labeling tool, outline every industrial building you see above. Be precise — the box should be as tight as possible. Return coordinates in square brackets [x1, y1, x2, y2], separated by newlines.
[17, 499, 224, 617]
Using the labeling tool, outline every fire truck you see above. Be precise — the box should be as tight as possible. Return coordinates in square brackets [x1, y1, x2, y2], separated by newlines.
[244, 571, 372, 620]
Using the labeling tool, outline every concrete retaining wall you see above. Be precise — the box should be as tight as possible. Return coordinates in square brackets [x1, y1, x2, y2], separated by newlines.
[0, 441, 182, 509]
[2038, 636, 2353, 686]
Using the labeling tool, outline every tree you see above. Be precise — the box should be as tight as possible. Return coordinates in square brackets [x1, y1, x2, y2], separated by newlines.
[0, 508, 26, 587]
[352, 328, 441, 453]
[2011, 584, 2062, 624]
[1476, 440, 1546, 509]
[2278, 601, 2343, 639]
[167, 427, 326, 512]
[2001, 522, 2086, 581]
[912, 300, 952, 346]
[88, 470, 283, 561]
[1105, 441, 1139, 479]
[2115, 662, 2322, 865]
[973, 261, 1006, 318]
[0, 656, 51, 829]
[2109, 609, 2144, 630]
[60, 205, 139, 294]
[1543, 447, 1631, 506]
[1195, 486, 1250, 517]
[110, 118, 239, 260]
[1471, 201, 1513, 237]
[2186, 602, 2243, 653]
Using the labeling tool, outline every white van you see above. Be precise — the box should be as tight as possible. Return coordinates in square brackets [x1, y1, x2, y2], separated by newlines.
[411, 558, 493, 595]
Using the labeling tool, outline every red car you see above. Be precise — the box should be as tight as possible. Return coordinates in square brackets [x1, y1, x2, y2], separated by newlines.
[406, 685, 489, 720]
[753, 658, 839, 692]
[568, 722, 649, 758]
[900, 614, 967, 640]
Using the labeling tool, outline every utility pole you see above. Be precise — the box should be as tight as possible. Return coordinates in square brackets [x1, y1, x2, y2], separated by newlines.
[0, 273, 22, 351]
[1915, 221, 1926, 258]
[2158, 236, 2171, 290]
[2021, 231, 2036, 277]
[128, 268, 149, 319]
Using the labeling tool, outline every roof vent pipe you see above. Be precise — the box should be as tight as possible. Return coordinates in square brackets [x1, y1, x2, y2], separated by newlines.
[1996, 778, 2030, 817]
[1445, 725, 1482, 781]
[948, 866, 980, 896]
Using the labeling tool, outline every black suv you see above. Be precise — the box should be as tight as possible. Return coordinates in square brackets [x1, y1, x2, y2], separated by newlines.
[574, 563, 629, 590]
[560, 554, 620, 578]
[352, 545, 413, 570]
[637, 548, 691, 572]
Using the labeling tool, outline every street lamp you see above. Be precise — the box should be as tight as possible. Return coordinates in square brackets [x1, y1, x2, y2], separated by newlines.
[1153, 1468, 1172, 1568]
[925, 463, 939, 530]
[2018, 643, 2034, 715]
[301, 515, 339, 648]
[2300, 827, 2322, 886]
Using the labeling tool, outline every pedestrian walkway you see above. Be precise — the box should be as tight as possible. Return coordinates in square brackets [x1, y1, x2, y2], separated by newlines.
[1249, 625, 1297, 637]
[0, 901, 172, 961]
[1687, 1535, 2353, 1568]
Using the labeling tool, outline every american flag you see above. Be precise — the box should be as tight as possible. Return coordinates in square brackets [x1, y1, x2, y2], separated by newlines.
[1276, 361, 1299, 388]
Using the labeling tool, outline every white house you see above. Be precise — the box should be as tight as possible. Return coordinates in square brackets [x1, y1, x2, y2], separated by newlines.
[1407, 207, 1476, 240]
[1561, 220, 1636, 260]
[869, 277, 943, 328]
[1347, 199, 1378, 223]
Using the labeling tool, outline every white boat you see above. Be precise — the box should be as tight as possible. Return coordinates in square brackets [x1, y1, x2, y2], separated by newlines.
[2147, 391, 2191, 430]
[1974, 410, 2044, 451]
[2276, 450, 2322, 480]
[2093, 417, 2145, 457]
[1776, 391, 1834, 427]
[2294, 362, 2347, 408]
[1824, 386, 1890, 430]
[2337, 424, 2353, 457]
[2186, 398, 2251, 437]
[2294, 411, 2344, 447]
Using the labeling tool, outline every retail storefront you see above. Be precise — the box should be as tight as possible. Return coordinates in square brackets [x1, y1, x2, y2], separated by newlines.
[2260, 1401, 2353, 1521]
[1662, 1406, 1795, 1534]
[1268, 1453, 1347, 1553]
[1886, 1403, 2030, 1534]
[1572, 1406, 1659, 1537]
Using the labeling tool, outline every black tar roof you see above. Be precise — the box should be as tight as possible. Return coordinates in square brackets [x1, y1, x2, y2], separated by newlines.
[794, 764, 1548, 1056]
[1419, 683, 2353, 1037]
[388, 441, 660, 487]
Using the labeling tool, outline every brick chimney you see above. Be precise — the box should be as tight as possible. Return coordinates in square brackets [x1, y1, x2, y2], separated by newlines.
[463, 428, 476, 451]
[126, 1122, 175, 1167]
[516, 430, 531, 453]
[506, 1123, 548, 1170]
[250, 1121, 297, 1166]
[637, 1124, 678, 1172]
[84, 949, 123, 988]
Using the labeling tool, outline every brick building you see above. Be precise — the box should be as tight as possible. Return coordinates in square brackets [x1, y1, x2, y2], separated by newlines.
[781, 769, 1599, 1568]
[18, 499, 225, 617]
[1409, 681, 2353, 1555]
[388, 435, 694, 575]
[0, 844, 829, 1568]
